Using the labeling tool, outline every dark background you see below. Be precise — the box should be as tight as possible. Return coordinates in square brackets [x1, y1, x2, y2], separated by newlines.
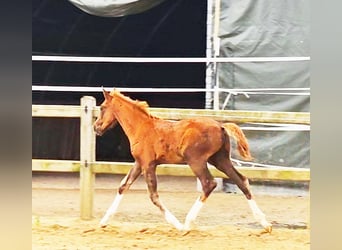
[32, 0, 207, 161]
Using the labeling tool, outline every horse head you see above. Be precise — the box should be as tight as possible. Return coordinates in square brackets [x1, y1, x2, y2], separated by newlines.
[93, 87, 118, 136]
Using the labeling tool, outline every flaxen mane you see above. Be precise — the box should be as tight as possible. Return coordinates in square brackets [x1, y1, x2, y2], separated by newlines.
[111, 90, 150, 115]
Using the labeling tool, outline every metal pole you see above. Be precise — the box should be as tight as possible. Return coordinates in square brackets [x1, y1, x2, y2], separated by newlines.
[205, 0, 214, 109]
[213, 0, 221, 110]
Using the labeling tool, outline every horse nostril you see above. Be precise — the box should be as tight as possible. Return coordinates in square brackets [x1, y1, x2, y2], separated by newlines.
[93, 124, 100, 132]
[93, 123, 104, 136]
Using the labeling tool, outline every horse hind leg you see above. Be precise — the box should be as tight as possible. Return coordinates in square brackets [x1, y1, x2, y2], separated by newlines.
[209, 154, 272, 233]
[234, 166, 272, 232]
[229, 166, 272, 231]
[143, 165, 183, 231]
[99, 162, 142, 227]
[183, 162, 217, 231]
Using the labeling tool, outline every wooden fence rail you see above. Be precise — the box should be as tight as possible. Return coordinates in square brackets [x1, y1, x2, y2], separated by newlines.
[32, 159, 310, 181]
[32, 97, 310, 219]
[32, 104, 310, 124]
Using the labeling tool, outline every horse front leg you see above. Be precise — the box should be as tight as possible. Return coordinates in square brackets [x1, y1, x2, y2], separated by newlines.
[144, 165, 183, 231]
[99, 161, 142, 227]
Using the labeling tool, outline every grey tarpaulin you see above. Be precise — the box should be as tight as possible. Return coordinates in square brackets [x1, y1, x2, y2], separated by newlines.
[217, 0, 310, 169]
[67, 0, 166, 17]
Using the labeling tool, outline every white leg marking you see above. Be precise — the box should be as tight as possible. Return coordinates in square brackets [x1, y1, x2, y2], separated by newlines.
[164, 208, 183, 231]
[119, 174, 128, 186]
[99, 193, 123, 227]
[247, 199, 272, 230]
[183, 197, 204, 231]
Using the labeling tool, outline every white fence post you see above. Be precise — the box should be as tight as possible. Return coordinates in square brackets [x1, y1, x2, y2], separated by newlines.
[80, 96, 96, 219]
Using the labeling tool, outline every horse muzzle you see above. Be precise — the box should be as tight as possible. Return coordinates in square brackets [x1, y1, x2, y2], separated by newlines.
[93, 124, 104, 136]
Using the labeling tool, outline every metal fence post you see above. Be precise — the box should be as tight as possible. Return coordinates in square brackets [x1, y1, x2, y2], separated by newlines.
[80, 96, 96, 219]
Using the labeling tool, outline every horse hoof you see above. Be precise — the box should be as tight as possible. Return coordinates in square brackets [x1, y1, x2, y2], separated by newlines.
[181, 230, 191, 236]
[264, 225, 272, 233]
[180, 225, 191, 235]
[99, 224, 108, 228]
[182, 223, 193, 232]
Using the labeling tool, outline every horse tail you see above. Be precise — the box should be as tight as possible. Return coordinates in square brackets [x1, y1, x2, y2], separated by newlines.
[222, 123, 253, 161]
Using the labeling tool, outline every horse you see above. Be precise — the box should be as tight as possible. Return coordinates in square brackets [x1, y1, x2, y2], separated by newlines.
[93, 89, 272, 233]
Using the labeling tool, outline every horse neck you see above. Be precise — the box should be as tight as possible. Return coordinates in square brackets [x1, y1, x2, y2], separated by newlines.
[112, 98, 153, 138]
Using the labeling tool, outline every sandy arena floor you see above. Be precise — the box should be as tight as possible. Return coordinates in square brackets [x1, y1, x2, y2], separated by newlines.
[32, 173, 310, 250]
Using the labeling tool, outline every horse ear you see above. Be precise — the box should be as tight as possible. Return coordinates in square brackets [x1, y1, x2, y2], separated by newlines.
[102, 87, 112, 100]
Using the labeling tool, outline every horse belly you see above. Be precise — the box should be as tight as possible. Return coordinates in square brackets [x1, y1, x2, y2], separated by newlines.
[154, 140, 185, 164]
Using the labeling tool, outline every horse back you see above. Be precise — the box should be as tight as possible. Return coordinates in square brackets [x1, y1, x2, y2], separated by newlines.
[152, 117, 225, 163]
